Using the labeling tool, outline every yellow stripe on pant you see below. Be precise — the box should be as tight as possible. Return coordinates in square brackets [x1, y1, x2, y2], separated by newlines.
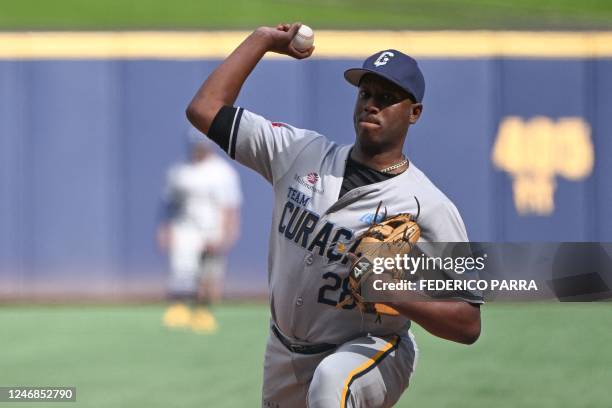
[340, 335, 400, 408]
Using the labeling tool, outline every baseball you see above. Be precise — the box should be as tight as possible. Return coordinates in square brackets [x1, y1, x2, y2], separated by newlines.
[291, 24, 314, 51]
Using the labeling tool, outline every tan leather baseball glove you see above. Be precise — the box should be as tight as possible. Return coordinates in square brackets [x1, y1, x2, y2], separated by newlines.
[338, 200, 421, 320]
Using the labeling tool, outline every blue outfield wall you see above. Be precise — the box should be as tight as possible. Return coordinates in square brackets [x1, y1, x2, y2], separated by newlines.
[0, 58, 611, 296]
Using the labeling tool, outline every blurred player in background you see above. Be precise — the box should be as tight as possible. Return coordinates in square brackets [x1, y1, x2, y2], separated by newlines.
[157, 129, 242, 333]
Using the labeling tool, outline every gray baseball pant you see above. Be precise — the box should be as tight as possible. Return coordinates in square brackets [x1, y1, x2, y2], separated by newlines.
[262, 328, 418, 408]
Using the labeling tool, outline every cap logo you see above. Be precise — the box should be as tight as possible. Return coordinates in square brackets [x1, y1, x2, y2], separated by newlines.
[373, 51, 395, 67]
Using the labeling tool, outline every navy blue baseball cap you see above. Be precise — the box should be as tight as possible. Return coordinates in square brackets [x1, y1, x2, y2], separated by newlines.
[344, 50, 425, 103]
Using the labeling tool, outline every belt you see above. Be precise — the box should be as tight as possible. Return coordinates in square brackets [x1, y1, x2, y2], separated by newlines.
[272, 325, 337, 355]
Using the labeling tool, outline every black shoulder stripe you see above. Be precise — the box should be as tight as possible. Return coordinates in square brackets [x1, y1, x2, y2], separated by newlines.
[207, 106, 239, 155]
[228, 107, 243, 159]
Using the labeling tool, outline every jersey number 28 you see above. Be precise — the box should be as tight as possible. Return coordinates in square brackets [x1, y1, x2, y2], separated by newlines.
[317, 272, 356, 309]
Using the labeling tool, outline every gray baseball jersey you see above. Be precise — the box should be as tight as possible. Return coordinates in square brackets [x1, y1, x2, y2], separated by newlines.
[208, 106, 470, 345]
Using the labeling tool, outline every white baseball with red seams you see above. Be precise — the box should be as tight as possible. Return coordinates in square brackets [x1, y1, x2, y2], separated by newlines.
[291, 24, 314, 51]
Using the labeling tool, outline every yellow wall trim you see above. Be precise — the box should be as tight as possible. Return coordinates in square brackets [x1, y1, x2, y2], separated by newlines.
[1, 31, 612, 59]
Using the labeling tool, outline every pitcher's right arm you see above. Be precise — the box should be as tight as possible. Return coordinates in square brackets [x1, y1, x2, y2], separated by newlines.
[186, 23, 313, 134]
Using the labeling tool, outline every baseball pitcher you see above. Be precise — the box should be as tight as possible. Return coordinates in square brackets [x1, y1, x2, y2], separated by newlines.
[186, 23, 482, 408]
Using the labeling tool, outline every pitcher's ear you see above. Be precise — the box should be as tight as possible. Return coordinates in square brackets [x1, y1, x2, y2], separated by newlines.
[409, 103, 423, 124]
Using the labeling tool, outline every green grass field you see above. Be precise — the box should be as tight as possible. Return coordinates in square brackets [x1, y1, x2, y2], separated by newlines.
[0, 303, 610, 407]
[1, 0, 612, 30]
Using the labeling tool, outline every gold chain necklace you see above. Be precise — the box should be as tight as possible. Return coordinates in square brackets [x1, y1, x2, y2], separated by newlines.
[379, 156, 408, 173]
